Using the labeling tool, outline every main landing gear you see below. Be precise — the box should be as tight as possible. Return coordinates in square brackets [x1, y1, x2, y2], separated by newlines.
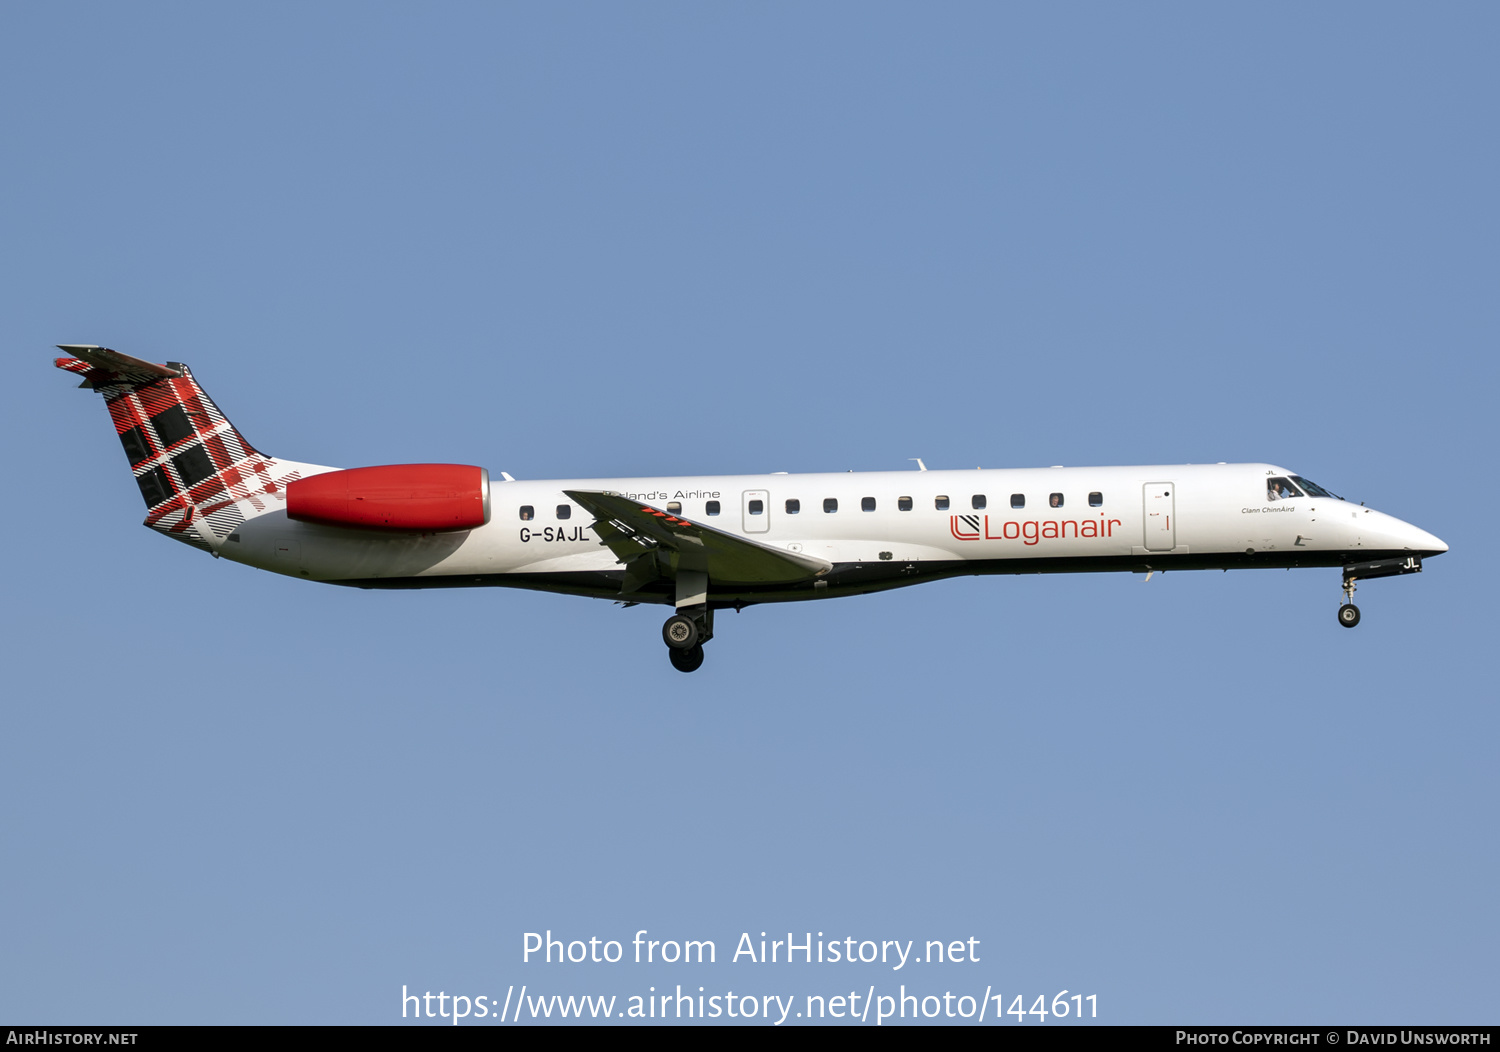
[663, 606, 714, 673]
[668, 644, 705, 673]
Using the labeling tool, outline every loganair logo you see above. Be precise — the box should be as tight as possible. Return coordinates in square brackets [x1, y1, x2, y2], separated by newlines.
[951, 514, 1123, 544]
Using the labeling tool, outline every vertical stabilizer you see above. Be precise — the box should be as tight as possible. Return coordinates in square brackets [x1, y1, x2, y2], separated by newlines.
[56, 346, 326, 550]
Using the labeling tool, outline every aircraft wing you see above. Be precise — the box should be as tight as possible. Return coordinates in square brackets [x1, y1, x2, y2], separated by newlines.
[565, 489, 832, 590]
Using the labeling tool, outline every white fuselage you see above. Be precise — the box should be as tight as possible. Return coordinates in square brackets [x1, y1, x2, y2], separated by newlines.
[217, 462, 1447, 605]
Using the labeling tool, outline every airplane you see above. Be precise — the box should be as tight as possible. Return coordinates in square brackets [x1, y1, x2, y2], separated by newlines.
[56, 344, 1449, 672]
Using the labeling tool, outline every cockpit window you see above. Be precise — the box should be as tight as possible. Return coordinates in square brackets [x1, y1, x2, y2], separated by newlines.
[1266, 477, 1304, 501]
[1290, 476, 1342, 500]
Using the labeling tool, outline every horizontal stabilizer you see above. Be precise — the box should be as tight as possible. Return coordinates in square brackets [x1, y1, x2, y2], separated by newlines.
[55, 345, 183, 383]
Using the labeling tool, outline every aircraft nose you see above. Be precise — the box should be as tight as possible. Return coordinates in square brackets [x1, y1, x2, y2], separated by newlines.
[1387, 514, 1448, 556]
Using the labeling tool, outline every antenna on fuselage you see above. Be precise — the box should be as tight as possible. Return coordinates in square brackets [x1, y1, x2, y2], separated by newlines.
[909, 458, 927, 472]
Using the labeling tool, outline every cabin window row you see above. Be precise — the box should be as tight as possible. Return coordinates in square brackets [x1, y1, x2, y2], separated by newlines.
[783, 492, 1104, 513]
[520, 492, 1106, 520]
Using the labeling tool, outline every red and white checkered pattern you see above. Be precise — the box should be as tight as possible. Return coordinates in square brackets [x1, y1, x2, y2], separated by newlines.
[57, 350, 304, 549]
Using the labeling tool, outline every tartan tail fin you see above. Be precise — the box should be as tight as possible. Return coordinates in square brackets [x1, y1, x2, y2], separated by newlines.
[55, 345, 315, 550]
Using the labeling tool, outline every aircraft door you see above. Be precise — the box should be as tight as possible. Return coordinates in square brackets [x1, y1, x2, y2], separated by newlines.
[1143, 482, 1175, 551]
[742, 489, 770, 533]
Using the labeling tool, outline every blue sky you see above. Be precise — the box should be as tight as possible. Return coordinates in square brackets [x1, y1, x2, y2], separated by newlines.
[2, 2, 1495, 1025]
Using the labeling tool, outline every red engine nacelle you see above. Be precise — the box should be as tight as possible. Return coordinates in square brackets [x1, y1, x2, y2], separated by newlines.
[287, 464, 491, 532]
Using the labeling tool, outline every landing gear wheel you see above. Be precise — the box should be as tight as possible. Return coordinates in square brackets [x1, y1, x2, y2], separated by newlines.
[669, 645, 705, 673]
[663, 614, 699, 650]
[1338, 603, 1361, 628]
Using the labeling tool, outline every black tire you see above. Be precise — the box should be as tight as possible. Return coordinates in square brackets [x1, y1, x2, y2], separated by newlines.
[663, 614, 699, 650]
[1338, 603, 1361, 628]
[669, 645, 705, 673]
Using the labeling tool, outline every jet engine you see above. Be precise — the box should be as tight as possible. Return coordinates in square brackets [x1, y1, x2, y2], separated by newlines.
[287, 464, 490, 532]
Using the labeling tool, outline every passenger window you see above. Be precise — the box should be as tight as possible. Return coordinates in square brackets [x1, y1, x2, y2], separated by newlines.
[823, 498, 838, 513]
[1089, 492, 1103, 507]
[1267, 477, 1304, 501]
[972, 494, 986, 510]
[1048, 492, 1063, 508]
[1011, 494, 1025, 509]
[556, 504, 572, 520]
[898, 496, 913, 511]
[786, 498, 800, 514]
[667, 501, 681, 514]
[862, 497, 876, 512]
[706, 500, 720, 516]
[519, 505, 534, 521]
[935, 495, 950, 511]
[748, 499, 764, 515]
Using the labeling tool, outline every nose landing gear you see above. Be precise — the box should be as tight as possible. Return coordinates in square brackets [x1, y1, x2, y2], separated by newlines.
[1336, 556, 1425, 628]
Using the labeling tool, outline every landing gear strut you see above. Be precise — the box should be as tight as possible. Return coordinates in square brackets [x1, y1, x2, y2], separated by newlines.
[1338, 573, 1360, 629]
